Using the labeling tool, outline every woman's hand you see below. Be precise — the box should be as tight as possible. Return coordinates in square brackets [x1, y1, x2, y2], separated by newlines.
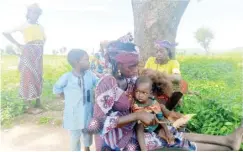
[167, 111, 183, 122]
[143, 69, 156, 77]
[18, 44, 24, 50]
[136, 111, 157, 126]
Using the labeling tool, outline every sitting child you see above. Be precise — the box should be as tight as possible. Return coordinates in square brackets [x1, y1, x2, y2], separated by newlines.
[140, 69, 195, 131]
[132, 76, 174, 151]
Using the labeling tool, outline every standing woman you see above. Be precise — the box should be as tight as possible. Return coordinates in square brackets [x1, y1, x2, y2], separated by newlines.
[3, 3, 45, 114]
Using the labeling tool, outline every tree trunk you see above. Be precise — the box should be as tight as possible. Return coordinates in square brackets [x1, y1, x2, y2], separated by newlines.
[131, 0, 189, 62]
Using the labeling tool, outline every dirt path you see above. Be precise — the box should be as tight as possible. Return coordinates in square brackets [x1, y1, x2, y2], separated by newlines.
[0, 111, 95, 151]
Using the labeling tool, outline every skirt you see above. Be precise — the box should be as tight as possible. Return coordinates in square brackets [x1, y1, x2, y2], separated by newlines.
[18, 41, 44, 101]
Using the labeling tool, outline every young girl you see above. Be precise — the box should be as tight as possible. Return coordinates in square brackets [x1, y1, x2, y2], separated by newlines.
[132, 76, 174, 151]
[53, 49, 98, 151]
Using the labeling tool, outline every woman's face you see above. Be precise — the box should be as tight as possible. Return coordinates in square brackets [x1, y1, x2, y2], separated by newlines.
[27, 11, 40, 23]
[156, 47, 168, 61]
[119, 62, 139, 78]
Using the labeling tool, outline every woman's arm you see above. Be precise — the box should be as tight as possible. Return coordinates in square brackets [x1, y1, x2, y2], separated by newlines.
[2, 33, 22, 47]
[169, 60, 181, 83]
[117, 111, 156, 128]
[136, 123, 146, 151]
[169, 74, 181, 83]
[160, 104, 171, 118]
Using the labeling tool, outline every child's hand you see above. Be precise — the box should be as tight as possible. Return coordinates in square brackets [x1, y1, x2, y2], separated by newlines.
[167, 134, 175, 145]
[56, 93, 64, 99]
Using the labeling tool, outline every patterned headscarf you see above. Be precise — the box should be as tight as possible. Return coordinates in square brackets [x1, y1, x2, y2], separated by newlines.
[106, 33, 139, 65]
[154, 40, 177, 50]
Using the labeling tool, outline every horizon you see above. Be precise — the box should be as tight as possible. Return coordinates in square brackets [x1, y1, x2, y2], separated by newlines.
[0, 0, 242, 54]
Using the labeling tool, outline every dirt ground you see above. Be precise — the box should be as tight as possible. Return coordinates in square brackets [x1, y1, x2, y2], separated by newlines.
[0, 111, 95, 151]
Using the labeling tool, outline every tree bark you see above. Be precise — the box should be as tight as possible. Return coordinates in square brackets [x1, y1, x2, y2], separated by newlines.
[132, 0, 190, 62]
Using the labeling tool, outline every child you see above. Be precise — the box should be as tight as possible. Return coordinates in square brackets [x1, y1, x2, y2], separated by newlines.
[132, 76, 174, 151]
[53, 49, 98, 151]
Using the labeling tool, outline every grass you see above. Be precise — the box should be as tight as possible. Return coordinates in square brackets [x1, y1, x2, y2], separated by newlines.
[38, 116, 53, 125]
[1, 53, 242, 148]
[177, 54, 242, 135]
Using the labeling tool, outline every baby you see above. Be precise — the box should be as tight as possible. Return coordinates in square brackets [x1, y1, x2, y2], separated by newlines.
[132, 76, 174, 151]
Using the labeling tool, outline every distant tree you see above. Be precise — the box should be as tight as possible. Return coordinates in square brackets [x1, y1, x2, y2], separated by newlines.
[59, 47, 67, 55]
[52, 49, 58, 55]
[194, 27, 214, 54]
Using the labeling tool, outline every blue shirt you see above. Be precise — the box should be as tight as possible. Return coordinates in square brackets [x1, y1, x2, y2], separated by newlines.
[53, 70, 98, 130]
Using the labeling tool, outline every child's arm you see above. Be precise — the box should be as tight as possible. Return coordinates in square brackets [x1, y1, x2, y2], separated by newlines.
[159, 123, 174, 144]
[136, 123, 147, 151]
[53, 73, 68, 99]
[56, 93, 64, 99]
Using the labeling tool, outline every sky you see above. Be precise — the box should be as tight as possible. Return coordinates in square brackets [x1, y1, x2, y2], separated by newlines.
[0, 0, 242, 54]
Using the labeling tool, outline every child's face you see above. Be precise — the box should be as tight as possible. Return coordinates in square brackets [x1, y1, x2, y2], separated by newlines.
[76, 54, 90, 71]
[135, 82, 151, 104]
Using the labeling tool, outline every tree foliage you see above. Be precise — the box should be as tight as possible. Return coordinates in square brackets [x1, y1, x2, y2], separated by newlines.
[194, 27, 214, 54]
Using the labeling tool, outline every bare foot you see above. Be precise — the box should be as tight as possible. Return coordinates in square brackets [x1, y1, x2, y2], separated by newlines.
[229, 127, 243, 151]
[26, 108, 43, 115]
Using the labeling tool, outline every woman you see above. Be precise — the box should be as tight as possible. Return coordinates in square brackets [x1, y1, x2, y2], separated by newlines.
[3, 3, 45, 114]
[84, 34, 243, 151]
[91, 40, 111, 78]
[145, 40, 181, 83]
[144, 40, 187, 109]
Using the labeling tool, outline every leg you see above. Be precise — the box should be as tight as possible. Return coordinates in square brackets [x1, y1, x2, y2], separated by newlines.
[196, 143, 231, 151]
[82, 132, 92, 151]
[70, 130, 82, 151]
[183, 127, 243, 151]
[35, 98, 41, 108]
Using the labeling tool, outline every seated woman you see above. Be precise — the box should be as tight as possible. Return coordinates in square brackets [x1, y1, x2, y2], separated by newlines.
[145, 40, 181, 83]
[144, 40, 187, 109]
[84, 34, 243, 151]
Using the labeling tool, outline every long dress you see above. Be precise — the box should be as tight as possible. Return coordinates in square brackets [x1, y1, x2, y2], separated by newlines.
[85, 75, 197, 151]
[19, 41, 44, 100]
[6, 22, 45, 100]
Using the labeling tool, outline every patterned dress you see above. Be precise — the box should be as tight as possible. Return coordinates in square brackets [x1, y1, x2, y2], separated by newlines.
[85, 75, 197, 151]
[19, 41, 44, 100]
[5, 22, 46, 100]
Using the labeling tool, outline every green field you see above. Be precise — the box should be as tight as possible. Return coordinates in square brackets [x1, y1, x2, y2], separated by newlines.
[1, 53, 242, 137]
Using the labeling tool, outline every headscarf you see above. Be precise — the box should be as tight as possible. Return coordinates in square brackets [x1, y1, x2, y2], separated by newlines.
[154, 40, 177, 50]
[27, 3, 42, 15]
[105, 33, 139, 76]
[106, 33, 139, 65]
